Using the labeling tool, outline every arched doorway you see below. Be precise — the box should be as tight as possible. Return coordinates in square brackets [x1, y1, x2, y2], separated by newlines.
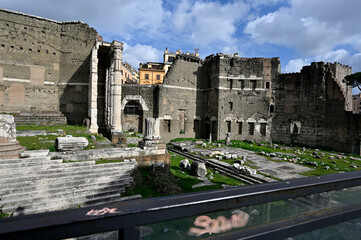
[123, 101, 143, 133]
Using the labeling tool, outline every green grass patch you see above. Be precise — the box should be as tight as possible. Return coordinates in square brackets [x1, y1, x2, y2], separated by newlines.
[170, 138, 199, 143]
[17, 124, 88, 133]
[216, 139, 361, 176]
[16, 124, 107, 151]
[17, 135, 57, 151]
[0, 201, 12, 218]
[127, 143, 138, 148]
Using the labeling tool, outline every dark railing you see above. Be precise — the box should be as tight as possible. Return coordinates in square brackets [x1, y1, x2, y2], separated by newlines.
[1, 170, 361, 239]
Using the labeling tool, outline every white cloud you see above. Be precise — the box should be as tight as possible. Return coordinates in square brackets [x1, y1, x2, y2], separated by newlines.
[247, 0, 285, 7]
[1, 0, 170, 42]
[284, 59, 310, 73]
[173, 0, 249, 47]
[123, 43, 163, 69]
[284, 49, 361, 73]
[245, 0, 361, 56]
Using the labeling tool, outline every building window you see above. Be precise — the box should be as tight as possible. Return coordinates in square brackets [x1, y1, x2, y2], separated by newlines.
[238, 122, 242, 135]
[229, 102, 233, 111]
[168, 56, 175, 62]
[270, 104, 275, 113]
[164, 120, 171, 133]
[145, 74, 149, 80]
[266, 82, 270, 89]
[260, 123, 267, 136]
[226, 121, 231, 133]
[156, 74, 160, 80]
[228, 79, 233, 89]
[239, 80, 244, 89]
[248, 122, 254, 135]
[251, 80, 257, 90]
[124, 101, 142, 115]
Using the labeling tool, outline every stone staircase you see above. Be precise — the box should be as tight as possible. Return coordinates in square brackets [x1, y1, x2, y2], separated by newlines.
[0, 152, 137, 216]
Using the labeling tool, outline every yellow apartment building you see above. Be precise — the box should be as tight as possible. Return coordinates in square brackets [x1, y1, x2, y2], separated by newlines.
[138, 62, 165, 85]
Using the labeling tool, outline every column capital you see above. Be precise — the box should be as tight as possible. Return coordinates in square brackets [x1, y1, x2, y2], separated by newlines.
[111, 40, 124, 52]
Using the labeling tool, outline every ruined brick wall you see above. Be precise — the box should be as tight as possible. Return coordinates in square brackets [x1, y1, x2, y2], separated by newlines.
[121, 85, 157, 133]
[209, 54, 279, 142]
[0, 9, 97, 124]
[157, 56, 205, 142]
[272, 62, 360, 153]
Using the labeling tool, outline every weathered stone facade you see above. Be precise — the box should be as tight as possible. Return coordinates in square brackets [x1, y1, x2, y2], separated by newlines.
[0, 9, 98, 124]
[2, 9, 361, 155]
[123, 53, 279, 143]
[272, 62, 361, 154]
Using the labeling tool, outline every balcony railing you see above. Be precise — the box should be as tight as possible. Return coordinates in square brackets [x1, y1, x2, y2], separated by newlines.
[1, 170, 361, 239]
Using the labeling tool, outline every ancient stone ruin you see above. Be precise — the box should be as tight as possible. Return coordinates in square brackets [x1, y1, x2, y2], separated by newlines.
[0, 8, 359, 155]
[55, 135, 89, 152]
[0, 114, 24, 159]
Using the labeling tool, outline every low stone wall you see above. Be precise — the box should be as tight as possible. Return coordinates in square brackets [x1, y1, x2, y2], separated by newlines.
[49, 147, 169, 167]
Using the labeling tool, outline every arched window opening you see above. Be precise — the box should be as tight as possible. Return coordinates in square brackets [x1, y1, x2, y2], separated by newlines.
[266, 82, 270, 89]
[124, 101, 143, 115]
[270, 104, 275, 113]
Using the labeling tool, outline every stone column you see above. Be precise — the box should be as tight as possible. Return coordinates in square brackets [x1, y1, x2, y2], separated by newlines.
[0, 114, 24, 159]
[145, 118, 161, 140]
[88, 41, 100, 133]
[110, 41, 123, 133]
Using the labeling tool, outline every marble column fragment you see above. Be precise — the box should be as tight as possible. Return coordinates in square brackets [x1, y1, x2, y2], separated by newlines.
[110, 41, 124, 133]
[88, 41, 100, 133]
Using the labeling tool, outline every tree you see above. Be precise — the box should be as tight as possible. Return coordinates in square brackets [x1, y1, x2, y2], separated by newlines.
[344, 72, 361, 91]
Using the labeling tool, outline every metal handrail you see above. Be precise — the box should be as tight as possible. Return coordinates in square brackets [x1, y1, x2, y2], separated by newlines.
[1, 170, 361, 239]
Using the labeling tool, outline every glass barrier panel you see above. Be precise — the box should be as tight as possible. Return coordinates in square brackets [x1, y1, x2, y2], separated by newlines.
[140, 185, 361, 239]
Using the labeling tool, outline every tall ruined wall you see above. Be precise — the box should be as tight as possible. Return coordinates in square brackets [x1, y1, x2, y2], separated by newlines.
[58, 23, 97, 124]
[272, 62, 361, 153]
[159, 56, 205, 143]
[208, 54, 279, 141]
[0, 9, 97, 124]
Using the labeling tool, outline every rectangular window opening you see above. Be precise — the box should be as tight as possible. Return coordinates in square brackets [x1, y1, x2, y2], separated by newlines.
[228, 79, 233, 89]
[226, 121, 231, 133]
[260, 123, 267, 136]
[238, 122, 242, 135]
[229, 102, 233, 111]
[240, 80, 244, 89]
[145, 74, 149, 80]
[248, 122, 255, 135]
[251, 80, 257, 90]
[164, 120, 171, 133]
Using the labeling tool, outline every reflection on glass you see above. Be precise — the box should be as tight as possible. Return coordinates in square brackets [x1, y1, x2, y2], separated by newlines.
[141, 186, 361, 239]
[188, 210, 249, 236]
[291, 217, 361, 240]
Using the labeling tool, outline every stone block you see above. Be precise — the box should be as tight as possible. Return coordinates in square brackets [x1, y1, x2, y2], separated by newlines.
[179, 159, 190, 170]
[191, 161, 207, 177]
[56, 135, 89, 152]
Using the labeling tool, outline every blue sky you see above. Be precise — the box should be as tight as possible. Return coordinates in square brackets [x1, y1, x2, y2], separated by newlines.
[2, 0, 361, 82]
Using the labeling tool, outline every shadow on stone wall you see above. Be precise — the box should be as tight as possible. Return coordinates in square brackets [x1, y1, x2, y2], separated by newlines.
[59, 55, 91, 125]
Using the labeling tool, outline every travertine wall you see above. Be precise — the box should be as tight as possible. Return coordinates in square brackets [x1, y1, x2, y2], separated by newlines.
[121, 85, 157, 133]
[204, 54, 279, 142]
[272, 62, 361, 153]
[0, 9, 97, 124]
[158, 55, 205, 142]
